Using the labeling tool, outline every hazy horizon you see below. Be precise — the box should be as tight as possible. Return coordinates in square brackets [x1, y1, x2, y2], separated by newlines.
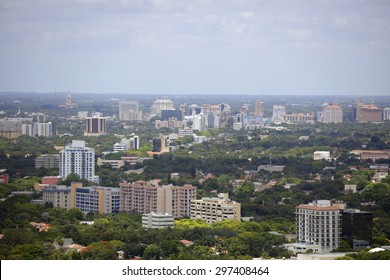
[1, 1, 390, 95]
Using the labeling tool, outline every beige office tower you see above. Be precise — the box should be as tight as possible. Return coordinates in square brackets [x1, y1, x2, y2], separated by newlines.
[322, 104, 343, 123]
[255, 99, 264, 117]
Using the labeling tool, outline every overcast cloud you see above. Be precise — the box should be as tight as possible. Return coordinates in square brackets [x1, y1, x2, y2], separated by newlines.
[0, 0, 389, 95]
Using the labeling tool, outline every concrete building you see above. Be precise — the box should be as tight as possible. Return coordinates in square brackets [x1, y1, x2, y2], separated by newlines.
[190, 193, 241, 224]
[272, 105, 286, 122]
[283, 113, 315, 124]
[294, 200, 341, 253]
[351, 150, 390, 161]
[119, 180, 196, 218]
[322, 104, 343, 123]
[84, 113, 107, 136]
[35, 154, 60, 169]
[383, 108, 390, 121]
[42, 183, 120, 214]
[42, 185, 71, 208]
[152, 99, 175, 115]
[313, 151, 331, 161]
[142, 212, 174, 229]
[255, 100, 264, 117]
[59, 140, 99, 183]
[354, 99, 382, 122]
[119, 101, 142, 121]
[0, 118, 32, 138]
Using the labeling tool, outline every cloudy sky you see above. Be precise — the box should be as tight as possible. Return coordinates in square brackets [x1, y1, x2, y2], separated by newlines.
[1, 0, 389, 95]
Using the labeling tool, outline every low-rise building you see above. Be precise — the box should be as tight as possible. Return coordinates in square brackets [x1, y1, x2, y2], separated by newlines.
[190, 193, 241, 224]
[142, 212, 174, 229]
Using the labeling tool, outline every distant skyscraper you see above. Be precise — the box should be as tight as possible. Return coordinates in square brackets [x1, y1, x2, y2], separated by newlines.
[272, 105, 286, 122]
[84, 113, 107, 136]
[255, 99, 264, 117]
[354, 99, 382, 122]
[322, 104, 343, 123]
[384, 108, 390, 121]
[119, 101, 142, 121]
[152, 99, 174, 115]
[59, 140, 99, 183]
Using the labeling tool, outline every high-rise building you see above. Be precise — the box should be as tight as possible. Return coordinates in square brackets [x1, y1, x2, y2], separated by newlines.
[255, 100, 264, 117]
[0, 118, 32, 138]
[354, 99, 382, 122]
[59, 140, 99, 183]
[341, 209, 373, 250]
[272, 105, 286, 122]
[322, 104, 343, 123]
[119, 101, 142, 121]
[295, 200, 341, 253]
[84, 113, 107, 136]
[190, 193, 241, 224]
[152, 99, 174, 115]
[42, 185, 71, 208]
[119, 180, 196, 218]
[383, 108, 390, 121]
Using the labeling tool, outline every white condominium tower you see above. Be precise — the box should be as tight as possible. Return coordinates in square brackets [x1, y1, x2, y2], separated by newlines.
[295, 200, 341, 253]
[59, 140, 99, 183]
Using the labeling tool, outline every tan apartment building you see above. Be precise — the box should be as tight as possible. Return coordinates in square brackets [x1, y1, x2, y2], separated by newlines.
[190, 193, 241, 224]
[119, 180, 196, 218]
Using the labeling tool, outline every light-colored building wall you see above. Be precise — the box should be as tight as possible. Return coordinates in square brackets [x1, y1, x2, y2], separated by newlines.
[142, 212, 174, 229]
[190, 193, 241, 224]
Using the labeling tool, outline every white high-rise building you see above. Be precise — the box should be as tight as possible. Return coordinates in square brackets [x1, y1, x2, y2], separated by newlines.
[294, 200, 341, 253]
[383, 108, 390, 121]
[59, 140, 99, 183]
[272, 105, 286, 122]
[152, 99, 174, 115]
[322, 104, 343, 123]
[119, 101, 142, 121]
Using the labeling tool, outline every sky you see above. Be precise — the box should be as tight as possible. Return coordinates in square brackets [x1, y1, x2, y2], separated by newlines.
[0, 0, 390, 95]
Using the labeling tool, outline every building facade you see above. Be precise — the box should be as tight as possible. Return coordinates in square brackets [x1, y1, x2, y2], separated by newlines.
[283, 113, 315, 124]
[152, 99, 175, 115]
[295, 200, 341, 253]
[255, 100, 264, 117]
[272, 105, 286, 122]
[84, 113, 107, 136]
[190, 193, 241, 224]
[341, 209, 373, 250]
[119, 180, 196, 218]
[142, 212, 174, 229]
[35, 154, 60, 169]
[322, 104, 343, 123]
[119, 101, 142, 121]
[59, 140, 99, 183]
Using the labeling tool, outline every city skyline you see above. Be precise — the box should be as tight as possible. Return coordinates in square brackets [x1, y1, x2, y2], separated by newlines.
[0, 0, 390, 95]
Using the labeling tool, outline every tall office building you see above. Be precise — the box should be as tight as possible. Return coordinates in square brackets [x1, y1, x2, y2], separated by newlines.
[383, 108, 390, 121]
[295, 200, 341, 253]
[272, 105, 286, 122]
[152, 99, 174, 115]
[255, 100, 264, 117]
[190, 193, 241, 224]
[119, 101, 142, 121]
[342, 209, 373, 250]
[322, 104, 343, 123]
[59, 140, 99, 183]
[119, 180, 196, 218]
[84, 113, 107, 136]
